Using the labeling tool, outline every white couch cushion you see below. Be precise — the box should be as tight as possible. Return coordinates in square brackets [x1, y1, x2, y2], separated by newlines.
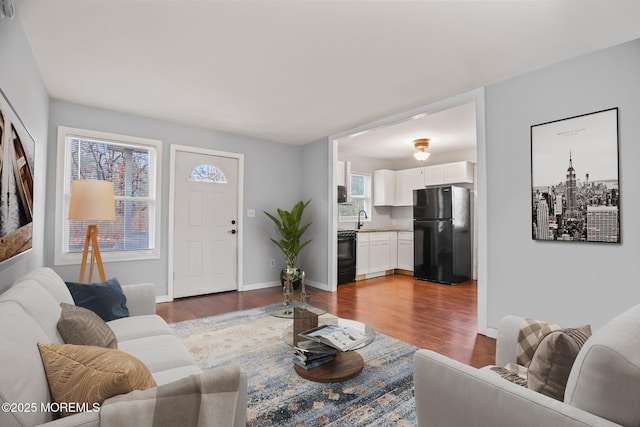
[0, 280, 65, 342]
[117, 335, 197, 373]
[564, 304, 640, 427]
[0, 302, 55, 427]
[108, 314, 173, 342]
[18, 267, 74, 305]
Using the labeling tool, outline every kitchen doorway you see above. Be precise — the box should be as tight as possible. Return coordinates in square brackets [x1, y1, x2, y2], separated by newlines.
[328, 88, 489, 335]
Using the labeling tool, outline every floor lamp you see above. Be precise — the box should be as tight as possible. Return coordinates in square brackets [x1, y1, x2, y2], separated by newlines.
[68, 179, 116, 283]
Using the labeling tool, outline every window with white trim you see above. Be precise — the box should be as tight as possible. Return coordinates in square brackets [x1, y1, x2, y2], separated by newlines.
[55, 126, 162, 265]
[338, 172, 372, 221]
[188, 164, 227, 183]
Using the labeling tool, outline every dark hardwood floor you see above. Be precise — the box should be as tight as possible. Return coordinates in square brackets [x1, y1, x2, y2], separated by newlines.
[156, 274, 496, 368]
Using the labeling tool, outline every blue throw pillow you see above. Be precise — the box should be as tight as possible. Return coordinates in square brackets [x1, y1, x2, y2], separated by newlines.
[65, 278, 130, 322]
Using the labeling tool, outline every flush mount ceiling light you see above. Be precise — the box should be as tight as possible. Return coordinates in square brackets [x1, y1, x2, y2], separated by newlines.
[413, 138, 431, 161]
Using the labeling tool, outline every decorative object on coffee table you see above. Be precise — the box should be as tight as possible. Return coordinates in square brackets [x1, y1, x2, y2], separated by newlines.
[299, 271, 311, 307]
[282, 270, 293, 315]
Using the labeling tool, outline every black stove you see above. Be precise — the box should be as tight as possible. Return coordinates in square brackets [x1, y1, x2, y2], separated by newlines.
[337, 230, 357, 284]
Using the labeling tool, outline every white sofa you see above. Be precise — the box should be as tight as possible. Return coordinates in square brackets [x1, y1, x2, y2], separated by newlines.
[0, 267, 247, 427]
[413, 304, 640, 427]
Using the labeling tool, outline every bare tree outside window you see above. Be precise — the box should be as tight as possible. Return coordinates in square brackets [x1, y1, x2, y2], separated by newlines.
[67, 139, 153, 252]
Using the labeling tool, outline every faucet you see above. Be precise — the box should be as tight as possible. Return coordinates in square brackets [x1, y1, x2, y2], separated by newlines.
[357, 209, 368, 230]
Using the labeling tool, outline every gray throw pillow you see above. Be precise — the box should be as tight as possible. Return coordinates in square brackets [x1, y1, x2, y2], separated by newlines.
[527, 326, 591, 401]
[57, 303, 118, 349]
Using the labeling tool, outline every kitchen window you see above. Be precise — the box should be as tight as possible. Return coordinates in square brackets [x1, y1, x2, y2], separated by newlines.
[339, 172, 372, 222]
[54, 126, 162, 265]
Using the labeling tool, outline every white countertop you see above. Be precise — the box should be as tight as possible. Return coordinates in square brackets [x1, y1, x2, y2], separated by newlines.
[354, 228, 412, 233]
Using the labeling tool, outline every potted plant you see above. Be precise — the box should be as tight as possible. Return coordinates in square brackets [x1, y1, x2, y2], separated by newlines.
[264, 200, 312, 289]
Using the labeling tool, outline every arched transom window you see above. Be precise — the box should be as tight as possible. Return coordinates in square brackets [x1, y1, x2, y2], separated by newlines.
[188, 164, 227, 183]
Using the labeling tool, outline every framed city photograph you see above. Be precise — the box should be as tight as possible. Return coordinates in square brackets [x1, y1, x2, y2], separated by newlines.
[531, 108, 619, 243]
[0, 88, 36, 263]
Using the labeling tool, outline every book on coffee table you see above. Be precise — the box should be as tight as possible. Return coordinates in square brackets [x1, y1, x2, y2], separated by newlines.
[292, 353, 336, 370]
[298, 323, 367, 352]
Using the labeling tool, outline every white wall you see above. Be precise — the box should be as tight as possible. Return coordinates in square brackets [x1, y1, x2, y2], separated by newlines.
[0, 14, 49, 291]
[46, 100, 305, 295]
[485, 38, 640, 330]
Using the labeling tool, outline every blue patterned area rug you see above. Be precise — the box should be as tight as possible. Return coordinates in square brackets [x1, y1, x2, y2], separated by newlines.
[170, 307, 418, 426]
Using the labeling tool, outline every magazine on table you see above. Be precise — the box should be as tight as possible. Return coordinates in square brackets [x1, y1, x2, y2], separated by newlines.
[298, 323, 367, 351]
[294, 340, 337, 361]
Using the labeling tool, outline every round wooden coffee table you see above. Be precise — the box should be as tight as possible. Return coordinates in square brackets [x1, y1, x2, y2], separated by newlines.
[293, 351, 364, 383]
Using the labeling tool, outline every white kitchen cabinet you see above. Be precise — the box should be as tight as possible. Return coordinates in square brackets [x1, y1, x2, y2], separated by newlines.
[369, 232, 392, 272]
[423, 164, 445, 186]
[444, 161, 474, 184]
[390, 231, 398, 269]
[397, 231, 414, 271]
[356, 233, 370, 275]
[395, 168, 421, 206]
[373, 169, 396, 206]
[380, 163, 472, 203]
[356, 231, 397, 276]
[421, 162, 474, 187]
[337, 161, 345, 186]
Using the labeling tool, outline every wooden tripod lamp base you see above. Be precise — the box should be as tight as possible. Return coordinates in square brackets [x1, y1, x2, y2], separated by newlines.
[78, 224, 106, 283]
[68, 179, 116, 284]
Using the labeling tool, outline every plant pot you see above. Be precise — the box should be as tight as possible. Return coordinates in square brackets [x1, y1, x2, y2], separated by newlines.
[280, 268, 302, 290]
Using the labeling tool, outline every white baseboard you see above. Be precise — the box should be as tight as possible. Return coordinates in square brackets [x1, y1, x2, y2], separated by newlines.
[157, 280, 335, 298]
[481, 327, 498, 339]
[307, 280, 330, 291]
[241, 281, 280, 292]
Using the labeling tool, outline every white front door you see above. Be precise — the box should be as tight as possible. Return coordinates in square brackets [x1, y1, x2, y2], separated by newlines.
[172, 150, 239, 298]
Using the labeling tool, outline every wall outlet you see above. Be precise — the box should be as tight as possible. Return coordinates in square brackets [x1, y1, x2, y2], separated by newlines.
[247, 209, 255, 217]
[270, 259, 276, 267]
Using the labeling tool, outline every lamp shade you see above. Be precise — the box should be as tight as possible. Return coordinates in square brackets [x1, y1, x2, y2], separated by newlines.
[413, 151, 431, 161]
[68, 179, 116, 221]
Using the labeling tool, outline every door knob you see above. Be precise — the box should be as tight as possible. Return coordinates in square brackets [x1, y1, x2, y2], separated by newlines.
[230, 229, 237, 234]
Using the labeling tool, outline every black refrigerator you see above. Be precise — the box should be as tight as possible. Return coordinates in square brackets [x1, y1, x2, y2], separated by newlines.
[413, 186, 471, 285]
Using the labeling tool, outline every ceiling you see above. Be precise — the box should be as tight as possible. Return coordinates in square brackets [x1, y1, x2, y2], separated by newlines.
[18, 1, 640, 146]
[337, 101, 477, 160]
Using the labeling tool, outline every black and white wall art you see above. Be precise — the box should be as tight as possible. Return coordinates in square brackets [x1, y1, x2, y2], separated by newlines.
[531, 108, 620, 243]
[0, 88, 35, 263]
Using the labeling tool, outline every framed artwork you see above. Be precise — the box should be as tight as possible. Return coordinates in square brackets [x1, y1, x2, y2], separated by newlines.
[0, 88, 35, 263]
[531, 108, 619, 243]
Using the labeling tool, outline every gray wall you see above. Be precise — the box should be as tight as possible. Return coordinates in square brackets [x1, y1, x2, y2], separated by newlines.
[485, 38, 640, 330]
[299, 138, 330, 288]
[336, 153, 396, 230]
[0, 14, 49, 291]
[46, 100, 305, 295]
